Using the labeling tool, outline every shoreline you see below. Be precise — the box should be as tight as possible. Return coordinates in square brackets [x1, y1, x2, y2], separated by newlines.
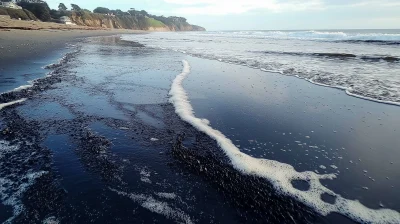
[0, 29, 144, 67]
[169, 54, 400, 108]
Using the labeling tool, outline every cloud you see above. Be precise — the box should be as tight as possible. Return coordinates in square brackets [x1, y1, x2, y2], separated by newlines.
[329, 0, 400, 8]
[163, 0, 324, 15]
[162, 0, 400, 15]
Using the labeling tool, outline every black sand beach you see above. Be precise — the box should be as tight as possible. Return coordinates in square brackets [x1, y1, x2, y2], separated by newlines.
[0, 33, 399, 224]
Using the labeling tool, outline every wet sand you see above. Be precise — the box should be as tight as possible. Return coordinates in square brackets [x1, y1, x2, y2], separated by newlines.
[0, 29, 144, 66]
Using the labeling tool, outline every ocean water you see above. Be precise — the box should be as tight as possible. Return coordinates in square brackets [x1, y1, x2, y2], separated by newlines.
[0, 34, 399, 224]
[122, 30, 400, 105]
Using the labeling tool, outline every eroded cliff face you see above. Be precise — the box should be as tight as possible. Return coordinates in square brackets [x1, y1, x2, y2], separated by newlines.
[70, 15, 102, 27]
[69, 14, 205, 31]
[147, 26, 171, 31]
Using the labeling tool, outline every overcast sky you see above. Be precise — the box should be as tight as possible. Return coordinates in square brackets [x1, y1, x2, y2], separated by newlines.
[45, 0, 400, 30]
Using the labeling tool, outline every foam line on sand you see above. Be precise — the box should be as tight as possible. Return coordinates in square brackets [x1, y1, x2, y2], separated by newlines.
[168, 59, 400, 224]
[0, 99, 27, 110]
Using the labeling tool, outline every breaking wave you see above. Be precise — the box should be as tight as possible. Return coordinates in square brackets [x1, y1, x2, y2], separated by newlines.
[202, 30, 400, 44]
[257, 50, 400, 62]
[169, 60, 400, 224]
[341, 40, 400, 45]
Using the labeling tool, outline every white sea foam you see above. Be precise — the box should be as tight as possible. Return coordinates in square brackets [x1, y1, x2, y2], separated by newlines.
[0, 141, 48, 224]
[156, 192, 177, 200]
[140, 168, 152, 184]
[13, 84, 33, 92]
[141, 177, 152, 184]
[345, 89, 400, 106]
[42, 216, 60, 224]
[0, 98, 27, 110]
[1, 83, 34, 96]
[109, 188, 193, 224]
[308, 79, 400, 107]
[169, 60, 400, 224]
[0, 140, 19, 160]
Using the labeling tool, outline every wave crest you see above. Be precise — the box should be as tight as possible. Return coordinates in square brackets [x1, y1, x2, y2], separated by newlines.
[256, 50, 400, 62]
[200, 30, 400, 43]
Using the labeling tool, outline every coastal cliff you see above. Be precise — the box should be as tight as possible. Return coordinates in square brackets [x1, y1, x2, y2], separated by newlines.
[69, 12, 205, 31]
[1, 1, 205, 32]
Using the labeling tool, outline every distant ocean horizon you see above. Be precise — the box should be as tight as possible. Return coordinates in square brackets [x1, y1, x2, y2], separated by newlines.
[210, 29, 400, 32]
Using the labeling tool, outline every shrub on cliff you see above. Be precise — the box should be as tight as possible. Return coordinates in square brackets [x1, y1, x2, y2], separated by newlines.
[70, 4, 81, 11]
[0, 7, 8, 16]
[0, 7, 37, 20]
[146, 17, 165, 28]
[58, 3, 67, 11]
[93, 7, 110, 14]
[115, 15, 138, 29]
[23, 9, 37, 20]
[49, 8, 70, 19]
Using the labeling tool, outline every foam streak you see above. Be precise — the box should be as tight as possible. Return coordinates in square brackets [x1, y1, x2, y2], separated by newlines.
[109, 188, 192, 224]
[0, 99, 27, 110]
[169, 60, 400, 224]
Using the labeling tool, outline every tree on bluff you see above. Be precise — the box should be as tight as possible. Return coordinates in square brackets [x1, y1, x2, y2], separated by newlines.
[58, 3, 67, 11]
[93, 7, 110, 14]
[70, 4, 81, 11]
[32, 3, 50, 21]
[15, 0, 46, 3]
[140, 10, 148, 16]
[111, 9, 128, 16]
[17, 1, 51, 21]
